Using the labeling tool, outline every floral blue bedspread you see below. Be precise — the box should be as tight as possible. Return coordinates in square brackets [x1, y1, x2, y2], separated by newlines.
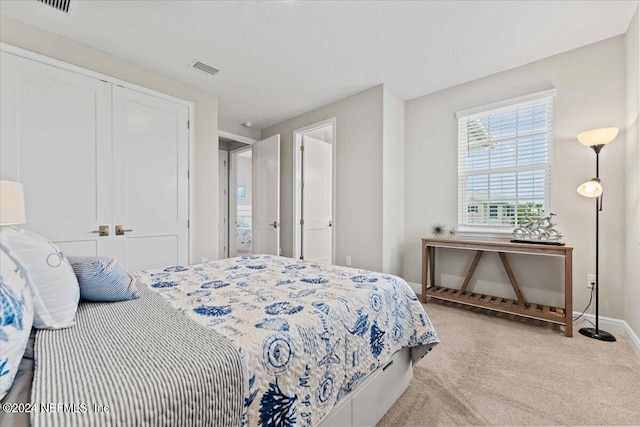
[136, 255, 439, 426]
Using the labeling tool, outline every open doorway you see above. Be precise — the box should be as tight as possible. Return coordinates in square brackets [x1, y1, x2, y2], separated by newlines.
[293, 118, 336, 264]
[231, 148, 253, 256]
[218, 133, 255, 259]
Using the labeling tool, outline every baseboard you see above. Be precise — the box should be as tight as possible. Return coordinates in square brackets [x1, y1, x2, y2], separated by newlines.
[627, 325, 640, 358]
[408, 281, 421, 295]
[573, 313, 640, 358]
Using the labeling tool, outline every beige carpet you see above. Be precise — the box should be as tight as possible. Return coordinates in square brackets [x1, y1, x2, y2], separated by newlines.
[379, 301, 640, 426]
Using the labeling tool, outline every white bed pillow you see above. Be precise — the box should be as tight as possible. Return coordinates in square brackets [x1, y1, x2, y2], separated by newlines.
[0, 227, 79, 329]
[0, 248, 35, 400]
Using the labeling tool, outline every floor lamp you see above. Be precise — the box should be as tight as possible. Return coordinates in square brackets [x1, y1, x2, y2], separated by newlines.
[576, 127, 618, 342]
[0, 180, 26, 226]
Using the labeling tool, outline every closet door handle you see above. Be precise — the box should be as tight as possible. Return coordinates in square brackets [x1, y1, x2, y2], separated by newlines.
[91, 225, 109, 237]
[272, 221, 279, 229]
[116, 225, 133, 235]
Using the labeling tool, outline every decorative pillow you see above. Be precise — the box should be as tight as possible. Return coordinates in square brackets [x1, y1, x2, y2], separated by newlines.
[0, 248, 34, 400]
[67, 256, 139, 302]
[0, 227, 79, 329]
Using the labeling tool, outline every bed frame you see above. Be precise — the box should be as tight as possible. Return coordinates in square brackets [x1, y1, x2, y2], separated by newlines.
[318, 348, 412, 426]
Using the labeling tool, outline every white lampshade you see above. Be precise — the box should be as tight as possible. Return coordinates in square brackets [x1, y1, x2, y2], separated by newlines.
[577, 178, 603, 198]
[577, 127, 619, 147]
[0, 180, 26, 225]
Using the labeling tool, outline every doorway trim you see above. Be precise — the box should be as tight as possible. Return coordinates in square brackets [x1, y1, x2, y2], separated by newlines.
[218, 150, 229, 259]
[220, 130, 257, 258]
[219, 130, 257, 146]
[292, 117, 337, 263]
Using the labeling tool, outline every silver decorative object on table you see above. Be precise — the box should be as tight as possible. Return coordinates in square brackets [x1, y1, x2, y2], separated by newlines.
[512, 212, 563, 245]
[431, 223, 446, 236]
[430, 224, 457, 237]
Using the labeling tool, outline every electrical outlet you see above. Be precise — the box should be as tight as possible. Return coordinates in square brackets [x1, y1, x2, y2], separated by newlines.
[345, 256, 352, 266]
[201, 257, 209, 263]
[587, 274, 596, 289]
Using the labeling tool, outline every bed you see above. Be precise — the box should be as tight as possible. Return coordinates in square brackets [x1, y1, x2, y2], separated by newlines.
[237, 205, 253, 252]
[2, 255, 439, 426]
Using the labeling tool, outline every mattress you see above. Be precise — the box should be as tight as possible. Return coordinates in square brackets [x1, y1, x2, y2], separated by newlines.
[237, 227, 252, 249]
[137, 255, 439, 426]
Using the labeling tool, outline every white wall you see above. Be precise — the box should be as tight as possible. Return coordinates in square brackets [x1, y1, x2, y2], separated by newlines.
[219, 117, 261, 140]
[261, 85, 385, 271]
[404, 36, 627, 318]
[382, 87, 405, 275]
[625, 6, 640, 337]
[0, 16, 220, 262]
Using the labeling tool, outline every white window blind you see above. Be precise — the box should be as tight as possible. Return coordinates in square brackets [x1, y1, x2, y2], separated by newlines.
[457, 91, 554, 230]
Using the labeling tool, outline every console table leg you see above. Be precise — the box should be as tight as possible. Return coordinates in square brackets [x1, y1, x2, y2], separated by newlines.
[565, 250, 573, 337]
[429, 247, 435, 294]
[498, 252, 526, 305]
[460, 250, 484, 293]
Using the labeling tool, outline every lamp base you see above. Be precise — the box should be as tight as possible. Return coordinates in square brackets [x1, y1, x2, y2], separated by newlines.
[579, 327, 616, 342]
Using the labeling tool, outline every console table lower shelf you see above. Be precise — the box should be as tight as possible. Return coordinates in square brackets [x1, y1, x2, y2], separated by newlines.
[425, 286, 567, 325]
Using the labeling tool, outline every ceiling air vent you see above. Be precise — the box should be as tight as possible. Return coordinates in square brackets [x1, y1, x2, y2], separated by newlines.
[36, 0, 71, 13]
[192, 61, 220, 76]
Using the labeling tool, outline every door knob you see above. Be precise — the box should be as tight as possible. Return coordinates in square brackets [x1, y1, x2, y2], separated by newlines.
[329, 221, 332, 227]
[116, 225, 133, 235]
[272, 221, 279, 229]
[91, 225, 109, 237]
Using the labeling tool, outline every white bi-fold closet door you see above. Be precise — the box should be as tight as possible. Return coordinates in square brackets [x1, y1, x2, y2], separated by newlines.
[0, 51, 190, 271]
[111, 87, 189, 271]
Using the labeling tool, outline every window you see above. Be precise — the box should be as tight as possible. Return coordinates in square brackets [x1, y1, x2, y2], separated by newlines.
[505, 205, 515, 217]
[457, 90, 554, 231]
[237, 186, 246, 200]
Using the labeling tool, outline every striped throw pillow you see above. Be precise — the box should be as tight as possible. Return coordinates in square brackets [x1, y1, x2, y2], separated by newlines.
[67, 257, 139, 302]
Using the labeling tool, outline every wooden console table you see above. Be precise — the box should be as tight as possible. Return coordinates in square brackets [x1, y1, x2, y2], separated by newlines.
[422, 237, 573, 337]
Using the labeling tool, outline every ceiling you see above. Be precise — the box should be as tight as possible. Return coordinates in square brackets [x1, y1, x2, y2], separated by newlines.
[219, 136, 251, 153]
[0, 1, 637, 129]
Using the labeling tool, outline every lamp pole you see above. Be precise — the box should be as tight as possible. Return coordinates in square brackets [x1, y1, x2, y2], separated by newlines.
[579, 144, 615, 341]
[576, 127, 618, 342]
[595, 146, 600, 334]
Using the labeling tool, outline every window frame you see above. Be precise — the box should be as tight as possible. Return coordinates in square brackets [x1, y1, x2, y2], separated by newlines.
[455, 89, 556, 236]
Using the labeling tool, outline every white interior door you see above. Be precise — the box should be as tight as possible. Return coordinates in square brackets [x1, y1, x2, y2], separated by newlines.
[0, 52, 112, 257]
[112, 86, 189, 271]
[229, 152, 238, 258]
[218, 150, 229, 259]
[301, 136, 333, 263]
[252, 135, 280, 255]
